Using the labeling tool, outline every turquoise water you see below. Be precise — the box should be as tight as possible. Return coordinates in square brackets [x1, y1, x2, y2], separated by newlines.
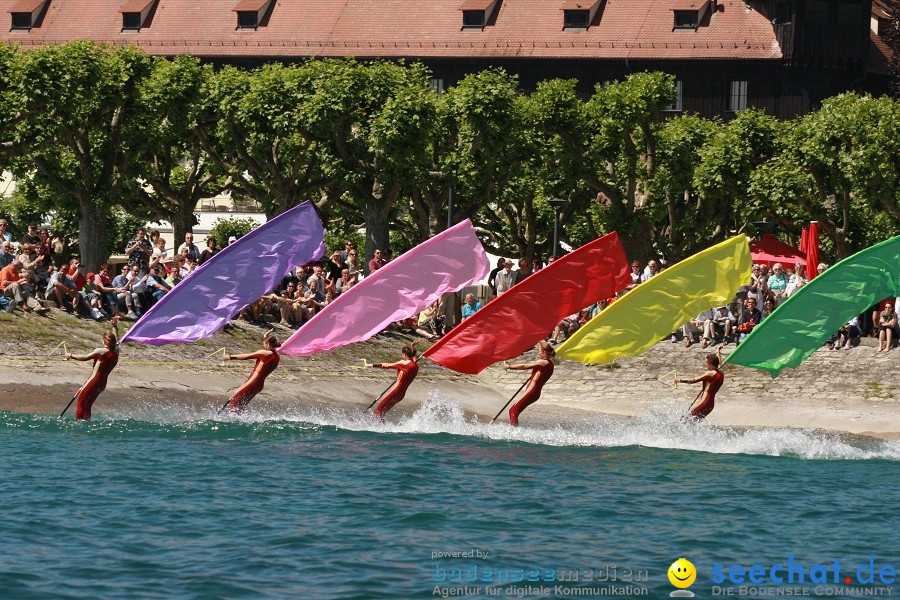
[2, 394, 899, 599]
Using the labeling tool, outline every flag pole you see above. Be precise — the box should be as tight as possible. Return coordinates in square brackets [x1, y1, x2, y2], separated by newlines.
[489, 379, 529, 424]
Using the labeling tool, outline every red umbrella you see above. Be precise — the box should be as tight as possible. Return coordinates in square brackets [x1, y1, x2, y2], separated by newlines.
[804, 221, 820, 279]
[749, 234, 806, 268]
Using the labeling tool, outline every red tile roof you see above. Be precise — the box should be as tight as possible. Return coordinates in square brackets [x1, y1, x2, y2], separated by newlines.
[119, 0, 154, 13]
[232, 0, 270, 12]
[8, 0, 44, 12]
[672, 0, 706, 10]
[560, 0, 599, 10]
[458, 0, 495, 11]
[0, 0, 783, 60]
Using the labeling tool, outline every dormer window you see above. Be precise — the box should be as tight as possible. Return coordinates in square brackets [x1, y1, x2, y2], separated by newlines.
[459, 0, 499, 30]
[119, 0, 157, 32]
[9, 0, 48, 31]
[233, 0, 274, 30]
[672, 0, 710, 30]
[561, 0, 603, 31]
[564, 10, 589, 28]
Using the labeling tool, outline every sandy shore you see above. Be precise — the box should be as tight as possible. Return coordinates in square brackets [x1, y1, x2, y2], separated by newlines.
[1, 336, 898, 440]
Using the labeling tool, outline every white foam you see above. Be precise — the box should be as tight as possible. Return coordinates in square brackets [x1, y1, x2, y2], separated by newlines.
[106, 390, 900, 461]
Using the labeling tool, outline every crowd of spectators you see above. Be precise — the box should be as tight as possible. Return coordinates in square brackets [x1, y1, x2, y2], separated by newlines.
[1, 217, 896, 354]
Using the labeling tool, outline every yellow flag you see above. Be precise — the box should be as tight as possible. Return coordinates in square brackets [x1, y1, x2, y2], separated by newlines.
[557, 235, 752, 364]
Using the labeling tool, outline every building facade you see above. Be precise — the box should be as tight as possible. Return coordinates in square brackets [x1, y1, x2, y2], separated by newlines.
[1, 0, 893, 118]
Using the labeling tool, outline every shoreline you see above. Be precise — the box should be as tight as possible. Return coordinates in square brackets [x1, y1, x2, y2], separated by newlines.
[1, 313, 897, 441]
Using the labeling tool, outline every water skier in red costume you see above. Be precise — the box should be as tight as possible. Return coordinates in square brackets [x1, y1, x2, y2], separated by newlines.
[676, 345, 724, 421]
[367, 340, 420, 420]
[503, 341, 557, 426]
[225, 329, 280, 413]
[66, 329, 120, 420]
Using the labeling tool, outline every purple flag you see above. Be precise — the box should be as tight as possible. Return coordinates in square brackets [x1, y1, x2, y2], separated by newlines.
[121, 202, 325, 345]
[279, 219, 489, 356]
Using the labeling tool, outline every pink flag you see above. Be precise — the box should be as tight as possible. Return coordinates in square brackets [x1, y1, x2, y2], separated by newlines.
[278, 219, 490, 356]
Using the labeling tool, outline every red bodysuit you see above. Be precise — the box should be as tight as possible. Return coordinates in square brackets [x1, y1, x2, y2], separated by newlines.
[75, 349, 119, 420]
[509, 360, 554, 426]
[230, 352, 280, 413]
[374, 360, 419, 420]
[689, 369, 724, 420]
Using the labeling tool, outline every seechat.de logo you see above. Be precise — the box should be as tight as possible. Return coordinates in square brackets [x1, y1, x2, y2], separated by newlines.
[668, 558, 697, 597]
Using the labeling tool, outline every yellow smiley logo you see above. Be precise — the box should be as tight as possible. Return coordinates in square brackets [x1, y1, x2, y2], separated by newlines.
[668, 558, 697, 588]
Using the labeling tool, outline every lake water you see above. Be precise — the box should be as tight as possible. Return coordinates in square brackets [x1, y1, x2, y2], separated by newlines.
[2, 393, 898, 599]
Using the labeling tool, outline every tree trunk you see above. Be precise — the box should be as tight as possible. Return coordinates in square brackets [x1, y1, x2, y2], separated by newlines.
[78, 199, 110, 272]
[364, 199, 392, 273]
[171, 207, 199, 249]
[618, 218, 654, 264]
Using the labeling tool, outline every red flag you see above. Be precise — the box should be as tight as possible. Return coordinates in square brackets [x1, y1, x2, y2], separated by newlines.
[424, 232, 630, 374]
[805, 221, 820, 279]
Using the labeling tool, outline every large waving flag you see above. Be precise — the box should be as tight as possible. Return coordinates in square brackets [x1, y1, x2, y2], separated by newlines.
[278, 219, 489, 356]
[726, 234, 900, 377]
[424, 232, 630, 374]
[121, 202, 325, 345]
[557, 235, 752, 364]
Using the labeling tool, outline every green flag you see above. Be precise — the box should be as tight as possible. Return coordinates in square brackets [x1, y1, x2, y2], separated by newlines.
[725, 234, 900, 377]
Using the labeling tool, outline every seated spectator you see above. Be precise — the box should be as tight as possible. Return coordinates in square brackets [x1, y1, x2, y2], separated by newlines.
[47, 260, 87, 314]
[551, 313, 580, 344]
[19, 243, 50, 289]
[177, 233, 200, 262]
[0, 240, 15, 268]
[94, 264, 123, 319]
[146, 266, 171, 304]
[335, 268, 355, 294]
[816, 263, 828, 276]
[831, 316, 861, 350]
[532, 257, 543, 273]
[398, 315, 437, 340]
[112, 264, 141, 319]
[1, 259, 48, 313]
[682, 309, 714, 348]
[417, 298, 444, 338]
[461, 293, 481, 320]
[877, 303, 898, 353]
[761, 298, 777, 319]
[67, 258, 86, 291]
[625, 261, 642, 292]
[306, 265, 327, 302]
[326, 250, 347, 283]
[785, 263, 808, 297]
[345, 249, 361, 283]
[495, 260, 514, 295]
[21, 222, 39, 245]
[127, 264, 151, 308]
[198, 237, 218, 265]
[737, 298, 763, 341]
[0, 218, 11, 243]
[81, 273, 107, 320]
[149, 237, 167, 269]
[164, 259, 182, 287]
[703, 305, 736, 346]
[871, 297, 896, 338]
[768, 263, 789, 305]
[641, 260, 659, 282]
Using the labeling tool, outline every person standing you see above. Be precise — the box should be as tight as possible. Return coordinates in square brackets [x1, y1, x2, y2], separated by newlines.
[177, 232, 200, 261]
[676, 346, 724, 421]
[224, 329, 281, 413]
[199, 237, 218, 265]
[495, 260, 514, 295]
[65, 330, 120, 420]
[487, 258, 506, 296]
[125, 227, 153, 274]
[503, 341, 556, 427]
[368, 248, 387, 274]
[366, 341, 420, 421]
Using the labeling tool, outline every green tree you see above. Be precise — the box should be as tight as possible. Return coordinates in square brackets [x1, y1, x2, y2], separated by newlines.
[750, 94, 900, 259]
[199, 63, 331, 220]
[4, 41, 151, 270]
[125, 56, 229, 244]
[208, 216, 259, 249]
[301, 60, 437, 268]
